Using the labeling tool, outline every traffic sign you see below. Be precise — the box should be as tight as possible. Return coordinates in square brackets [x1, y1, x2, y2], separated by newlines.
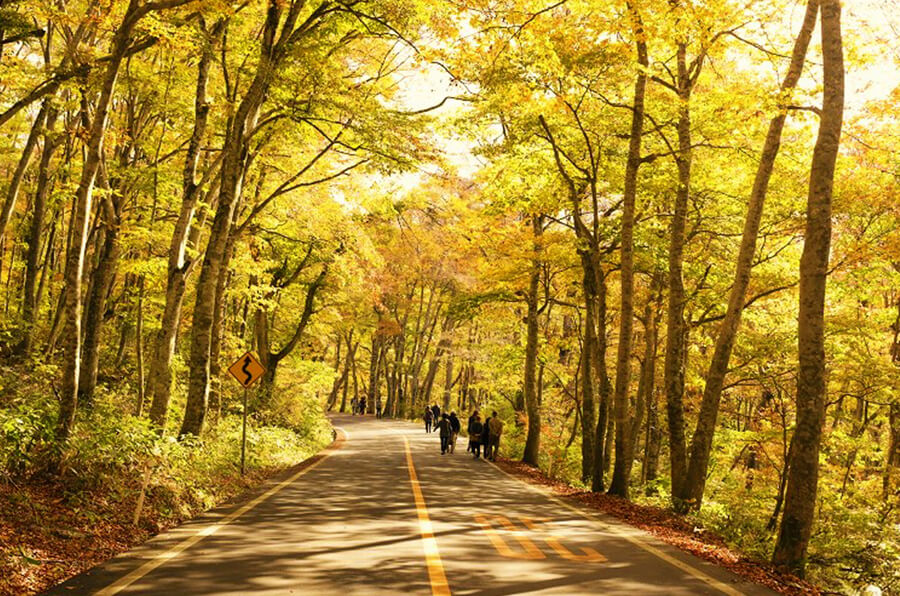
[228, 351, 266, 387]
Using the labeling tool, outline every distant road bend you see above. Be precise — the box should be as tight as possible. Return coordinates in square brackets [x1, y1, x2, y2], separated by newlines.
[48, 415, 776, 596]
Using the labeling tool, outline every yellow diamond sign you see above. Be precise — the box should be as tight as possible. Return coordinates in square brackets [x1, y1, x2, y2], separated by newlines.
[228, 351, 266, 388]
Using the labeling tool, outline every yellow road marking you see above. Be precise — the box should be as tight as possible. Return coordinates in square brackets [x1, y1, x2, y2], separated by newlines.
[403, 436, 452, 596]
[94, 430, 346, 596]
[520, 517, 606, 563]
[485, 460, 745, 596]
[473, 514, 545, 560]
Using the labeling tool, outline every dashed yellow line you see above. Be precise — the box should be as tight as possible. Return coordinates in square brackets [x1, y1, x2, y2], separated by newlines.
[94, 429, 346, 596]
[403, 436, 452, 596]
[485, 459, 745, 596]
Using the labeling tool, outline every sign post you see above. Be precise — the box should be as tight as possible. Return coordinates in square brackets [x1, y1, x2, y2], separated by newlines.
[227, 351, 266, 475]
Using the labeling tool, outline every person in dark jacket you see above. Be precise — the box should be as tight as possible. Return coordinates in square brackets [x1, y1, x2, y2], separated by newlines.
[466, 410, 479, 452]
[431, 403, 441, 421]
[469, 415, 483, 459]
[438, 414, 452, 454]
[424, 407, 433, 433]
[448, 412, 461, 454]
[481, 414, 493, 460]
[488, 411, 503, 461]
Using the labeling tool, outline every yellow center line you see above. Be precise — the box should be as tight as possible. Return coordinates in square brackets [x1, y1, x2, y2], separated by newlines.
[403, 436, 452, 596]
[484, 459, 745, 596]
[94, 429, 347, 596]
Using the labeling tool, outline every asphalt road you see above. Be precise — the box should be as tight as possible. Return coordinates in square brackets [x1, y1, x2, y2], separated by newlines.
[47, 414, 776, 596]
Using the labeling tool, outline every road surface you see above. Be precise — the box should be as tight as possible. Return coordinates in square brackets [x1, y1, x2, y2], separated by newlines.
[47, 415, 775, 596]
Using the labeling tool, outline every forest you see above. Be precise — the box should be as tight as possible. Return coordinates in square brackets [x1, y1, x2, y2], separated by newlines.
[0, 0, 898, 594]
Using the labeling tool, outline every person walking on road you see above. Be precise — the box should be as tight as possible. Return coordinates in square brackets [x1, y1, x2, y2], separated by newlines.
[438, 413, 452, 455]
[350, 397, 358, 416]
[469, 415, 483, 459]
[466, 410, 479, 453]
[431, 403, 441, 422]
[449, 411, 461, 454]
[359, 396, 367, 416]
[481, 414, 493, 460]
[375, 397, 382, 419]
[488, 411, 503, 461]
[424, 407, 434, 433]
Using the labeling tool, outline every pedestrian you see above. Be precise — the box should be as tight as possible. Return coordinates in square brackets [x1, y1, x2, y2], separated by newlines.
[466, 410, 479, 452]
[375, 397, 382, 419]
[488, 411, 503, 461]
[481, 413, 493, 460]
[359, 395, 367, 416]
[449, 411, 461, 454]
[350, 396, 358, 416]
[431, 403, 441, 421]
[469, 415, 483, 459]
[424, 407, 433, 433]
[438, 413, 452, 455]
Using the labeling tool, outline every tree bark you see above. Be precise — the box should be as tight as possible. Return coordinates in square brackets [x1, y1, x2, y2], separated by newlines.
[0, 101, 48, 243]
[523, 215, 543, 467]
[57, 4, 141, 442]
[681, 0, 820, 512]
[608, 8, 648, 498]
[19, 102, 60, 355]
[182, 5, 280, 436]
[148, 21, 223, 428]
[77, 191, 122, 406]
[772, 0, 843, 574]
[663, 40, 693, 510]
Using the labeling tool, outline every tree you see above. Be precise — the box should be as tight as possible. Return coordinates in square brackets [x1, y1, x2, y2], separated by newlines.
[773, 0, 845, 574]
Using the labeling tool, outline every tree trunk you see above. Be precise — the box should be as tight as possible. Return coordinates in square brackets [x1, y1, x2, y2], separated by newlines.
[0, 101, 48, 243]
[442, 354, 453, 413]
[592, 261, 612, 491]
[681, 0, 819, 511]
[883, 403, 900, 501]
[182, 3, 284, 436]
[78, 193, 122, 406]
[580, 253, 598, 484]
[148, 22, 222, 428]
[523, 215, 543, 467]
[608, 10, 648, 498]
[772, 0, 843, 574]
[663, 41, 693, 509]
[57, 11, 136, 442]
[19, 103, 59, 355]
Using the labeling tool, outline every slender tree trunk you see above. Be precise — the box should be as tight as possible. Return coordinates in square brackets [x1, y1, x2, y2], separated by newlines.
[148, 22, 222, 428]
[592, 261, 612, 491]
[19, 103, 59, 355]
[773, 0, 843, 573]
[0, 101, 48, 243]
[681, 0, 820, 511]
[523, 215, 543, 467]
[442, 354, 453, 413]
[134, 277, 146, 415]
[182, 2, 286, 436]
[326, 335, 344, 411]
[663, 41, 693, 509]
[609, 11, 648, 497]
[580, 253, 598, 484]
[883, 403, 900, 501]
[57, 10, 136, 442]
[78, 194, 121, 406]
[631, 281, 660, 488]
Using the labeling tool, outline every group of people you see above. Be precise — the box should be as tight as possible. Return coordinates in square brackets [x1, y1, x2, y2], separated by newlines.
[349, 395, 383, 418]
[424, 404, 503, 460]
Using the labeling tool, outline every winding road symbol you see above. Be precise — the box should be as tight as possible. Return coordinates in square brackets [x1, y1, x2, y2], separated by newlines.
[228, 351, 265, 387]
[241, 356, 253, 385]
